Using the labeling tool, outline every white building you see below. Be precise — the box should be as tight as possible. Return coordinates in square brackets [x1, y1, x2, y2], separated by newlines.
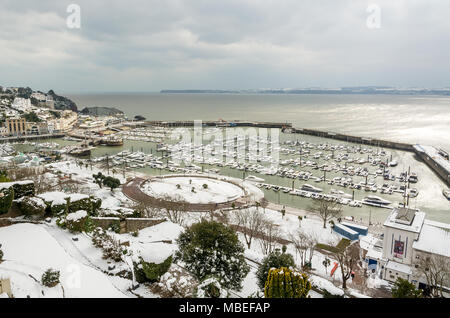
[379, 207, 450, 291]
[11, 97, 32, 112]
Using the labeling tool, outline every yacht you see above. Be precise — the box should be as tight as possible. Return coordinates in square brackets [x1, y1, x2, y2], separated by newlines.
[362, 195, 391, 207]
[301, 184, 323, 193]
[245, 175, 265, 182]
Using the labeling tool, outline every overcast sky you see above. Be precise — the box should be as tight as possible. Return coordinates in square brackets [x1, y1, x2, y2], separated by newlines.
[1, 0, 450, 92]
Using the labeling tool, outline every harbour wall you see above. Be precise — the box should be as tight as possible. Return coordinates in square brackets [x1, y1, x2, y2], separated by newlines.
[0, 133, 65, 143]
[143, 120, 292, 129]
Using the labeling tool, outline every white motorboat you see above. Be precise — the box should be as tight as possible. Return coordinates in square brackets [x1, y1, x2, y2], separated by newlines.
[301, 184, 323, 193]
[362, 195, 391, 207]
[245, 175, 265, 182]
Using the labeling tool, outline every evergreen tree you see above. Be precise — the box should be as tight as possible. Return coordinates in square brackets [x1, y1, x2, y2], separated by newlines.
[175, 219, 250, 291]
[392, 278, 423, 298]
[264, 267, 311, 298]
[256, 248, 295, 290]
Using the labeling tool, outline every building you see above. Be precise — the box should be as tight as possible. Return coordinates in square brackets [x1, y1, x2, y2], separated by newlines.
[379, 207, 450, 292]
[6, 117, 27, 136]
[11, 97, 32, 112]
[47, 110, 77, 133]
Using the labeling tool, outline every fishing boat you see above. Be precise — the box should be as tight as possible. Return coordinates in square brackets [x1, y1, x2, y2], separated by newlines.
[301, 184, 323, 193]
[105, 136, 124, 146]
[68, 146, 92, 157]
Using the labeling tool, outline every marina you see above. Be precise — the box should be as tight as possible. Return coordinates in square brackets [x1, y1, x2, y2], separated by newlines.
[10, 121, 449, 225]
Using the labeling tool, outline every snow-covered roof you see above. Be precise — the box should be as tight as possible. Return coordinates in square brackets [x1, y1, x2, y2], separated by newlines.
[360, 234, 383, 251]
[341, 221, 368, 231]
[413, 219, 450, 258]
[334, 223, 358, 235]
[385, 260, 412, 275]
[366, 247, 383, 260]
[383, 208, 425, 233]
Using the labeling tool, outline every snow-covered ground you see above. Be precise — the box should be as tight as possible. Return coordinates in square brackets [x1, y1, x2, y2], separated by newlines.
[0, 158, 385, 298]
[141, 176, 244, 204]
[0, 223, 126, 298]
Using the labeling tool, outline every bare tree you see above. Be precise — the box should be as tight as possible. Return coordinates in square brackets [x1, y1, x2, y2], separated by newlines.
[289, 231, 309, 269]
[309, 198, 342, 229]
[290, 231, 318, 270]
[332, 243, 360, 289]
[133, 202, 164, 218]
[160, 195, 189, 227]
[414, 253, 450, 298]
[259, 219, 281, 255]
[235, 208, 266, 249]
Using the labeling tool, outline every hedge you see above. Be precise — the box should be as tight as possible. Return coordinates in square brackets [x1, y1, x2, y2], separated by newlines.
[16, 196, 46, 216]
[37, 192, 102, 216]
[0, 187, 14, 215]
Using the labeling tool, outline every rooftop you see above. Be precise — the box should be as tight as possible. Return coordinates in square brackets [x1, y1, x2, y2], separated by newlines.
[383, 207, 425, 233]
[385, 260, 412, 275]
[413, 219, 450, 258]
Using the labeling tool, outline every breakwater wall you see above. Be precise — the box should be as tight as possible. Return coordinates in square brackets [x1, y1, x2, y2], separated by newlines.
[287, 127, 415, 152]
[144, 120, 292, 129]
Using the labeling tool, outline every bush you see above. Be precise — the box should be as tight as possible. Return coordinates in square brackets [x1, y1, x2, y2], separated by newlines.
[0, 244, 3, 262]
[109, 220, 121, 233]
[65, 210, 88, 233]
[256, 249, 296, 291]
[264, 267, 311, 298]
[392, 278, 423, 298]
[12, 181, 35, 199]
[16, 196, 46, 217]
[175, 219, 250, 291]
[103, 176, 120, 191]
[0, 186, 14, 215]
[136, 256, 173, 283]
[195, 276, 228, 298]
[322, 290, 345, 298]
[91, 228, 127, 262]
[41, 269, 60, 287]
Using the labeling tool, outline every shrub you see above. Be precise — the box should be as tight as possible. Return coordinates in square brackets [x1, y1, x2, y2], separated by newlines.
[202, 184, 208, 189]
[256, 249, 296, 290]
[195, 276, 228, 298]
[91, 228, 127, 262]
[0, 186, 14, 215]
[109, 220, 121, 233]
[264, 267, 311, 298]
[0, 244, 3, 262]
[175, 219, 250, 291]
[12, 181, 35, 199]
[392, 278, 423, 298]
[136, 256, 173, 283]
[103, 176, 120, 191]
[322, 290, 345, 298]
[152, 265, 198, 298]
[65, 210, 88, 233]
[16, 196, 46, 217]
[41, 269, 60, 287]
